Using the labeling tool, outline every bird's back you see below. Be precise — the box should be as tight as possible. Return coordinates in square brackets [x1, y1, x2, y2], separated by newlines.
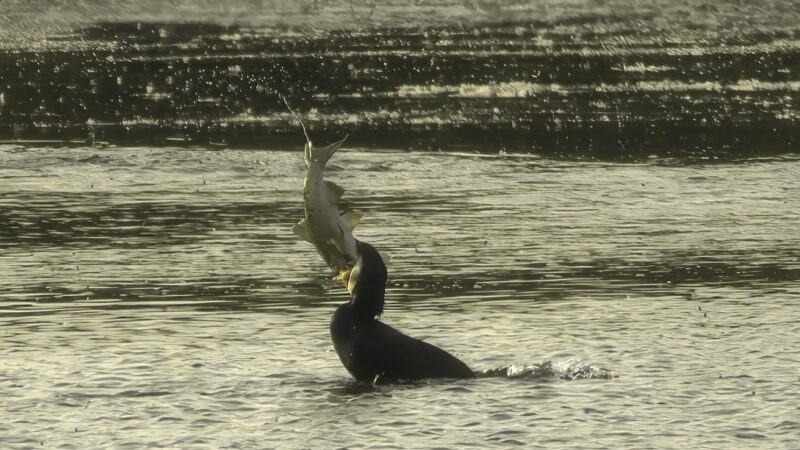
[331, 303, 474, 383]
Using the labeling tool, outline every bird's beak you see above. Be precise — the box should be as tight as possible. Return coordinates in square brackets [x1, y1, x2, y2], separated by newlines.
[338, 268, 353, 291]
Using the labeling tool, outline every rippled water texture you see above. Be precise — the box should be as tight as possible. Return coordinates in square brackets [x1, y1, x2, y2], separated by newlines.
[2, 0, 800, 157]
[1, 145, 799, 448]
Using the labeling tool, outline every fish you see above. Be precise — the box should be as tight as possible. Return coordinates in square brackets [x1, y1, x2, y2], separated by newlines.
[292, 133, 362, 278]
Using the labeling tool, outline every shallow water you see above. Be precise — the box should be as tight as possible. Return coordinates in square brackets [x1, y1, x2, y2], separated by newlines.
[1, 144, 799, 448]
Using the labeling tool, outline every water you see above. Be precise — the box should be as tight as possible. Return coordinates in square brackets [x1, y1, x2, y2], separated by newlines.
[2, 144, 799, 448]
[2, 4, 800, 157]
[2, 0, 800, 446]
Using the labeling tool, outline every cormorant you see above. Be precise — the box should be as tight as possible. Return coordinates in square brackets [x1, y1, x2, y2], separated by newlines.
[330, 240, 474, 383]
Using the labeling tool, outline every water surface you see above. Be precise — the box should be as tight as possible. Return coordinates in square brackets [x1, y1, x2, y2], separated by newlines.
[2, 1, 799, 157]
[1, 145, 799, 448]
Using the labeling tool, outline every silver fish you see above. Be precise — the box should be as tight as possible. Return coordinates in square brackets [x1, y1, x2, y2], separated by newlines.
[292, 135, 362, 277]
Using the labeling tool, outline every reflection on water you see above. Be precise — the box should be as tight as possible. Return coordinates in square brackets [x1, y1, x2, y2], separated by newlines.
[1, 145, 799, 447]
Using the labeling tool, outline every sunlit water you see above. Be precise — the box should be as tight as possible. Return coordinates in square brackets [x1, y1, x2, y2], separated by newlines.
[1, 144, 799, 448]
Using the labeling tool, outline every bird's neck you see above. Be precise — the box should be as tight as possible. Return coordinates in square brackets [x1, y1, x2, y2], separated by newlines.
[350, 287, 384, 321]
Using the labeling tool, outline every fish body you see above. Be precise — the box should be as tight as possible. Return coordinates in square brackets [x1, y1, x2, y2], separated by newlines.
[292, 137, 361, 276]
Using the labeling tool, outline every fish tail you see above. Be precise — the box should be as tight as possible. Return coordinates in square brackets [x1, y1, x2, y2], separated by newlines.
[309, 135, 348, 166]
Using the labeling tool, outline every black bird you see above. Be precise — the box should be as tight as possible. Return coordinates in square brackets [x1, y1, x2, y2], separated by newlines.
[330, 240, 474, 383]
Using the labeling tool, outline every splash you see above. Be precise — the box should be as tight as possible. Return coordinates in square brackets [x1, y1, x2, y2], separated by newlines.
[479, 358, 616, 380]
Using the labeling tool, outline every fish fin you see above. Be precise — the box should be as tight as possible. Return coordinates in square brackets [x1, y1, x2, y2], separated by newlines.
[325, 180, 345, 203]
[291, 219, 313, 243]
[341, 211, 362, 232]
[309, 135, 348, 166]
